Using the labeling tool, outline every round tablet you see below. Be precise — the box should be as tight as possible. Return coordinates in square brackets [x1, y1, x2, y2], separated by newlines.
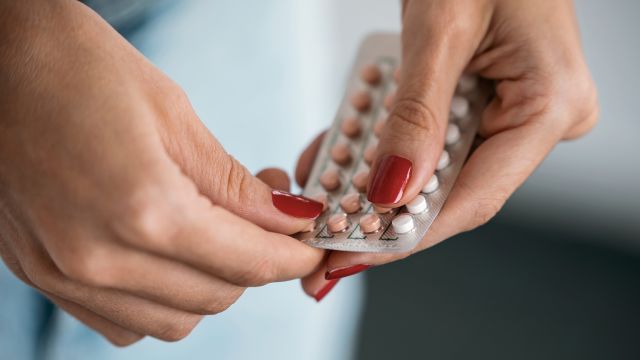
[320, 169, 340, 191]
[450, 95, 469, 119]
[373, 119, 386, 137]
[311, 193, 329, 212]
[352, 170, 369, 193]
[350, 91, 372, 112]
[363, 145, 377, 166]
[384, 92, 395, 111]
[359, 213, 382, 234]
[330, 143, 352, 166]
[340, 193, 361, 214]
[457, 74, 477, 93]
[421, 174, 439, 193]
[341, 116, 361, 138]
[445, 123, 461, 145]
[373, 204, 393, 214]
[436, 151, 450, 171]
[361, 64, 382, 85]
[327, 213, 349, 233]
[406, 195, 428, 214]
[392, 214, 414, 234]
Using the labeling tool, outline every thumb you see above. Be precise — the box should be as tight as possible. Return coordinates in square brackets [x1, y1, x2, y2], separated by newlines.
[162, 105, 322, 235]
[367, 1, 487, 207]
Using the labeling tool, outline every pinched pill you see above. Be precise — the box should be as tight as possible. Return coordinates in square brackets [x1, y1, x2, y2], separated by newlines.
[436, 150, 450, 171]
[364, 145, 377, 166]
[327, 213, 349, 233]
[450, 95, 469, 119]
[350, 90, 372, 112]
[457, 74, 477, 93]
[331, 143, 352, 166]
[384, 91, 395, 111]
[361, 64, 382, 85]
[352, 170, 369, 193]
[373, 119, 386, 137]
[373, 204, 393, 214]
[340, 193, 361, 214]
[359, 213, 382, 234]
[392, 214, 414, 234]
[341, 116, 361, 138]
[406, 195, 428, 214]
[421, 174, 439, 193]
[320, 169, 340, 191]
[445, 123, 461, 145]
[311, 193, 329, 212]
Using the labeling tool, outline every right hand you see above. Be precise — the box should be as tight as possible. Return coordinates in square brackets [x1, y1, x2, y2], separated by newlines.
[0, 0, 324, 346]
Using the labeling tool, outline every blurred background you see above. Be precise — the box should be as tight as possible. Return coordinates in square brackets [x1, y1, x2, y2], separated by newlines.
[88, 0, 640, 359]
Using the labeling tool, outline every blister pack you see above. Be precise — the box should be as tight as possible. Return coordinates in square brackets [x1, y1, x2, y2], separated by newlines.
[296, 33, 491, 253]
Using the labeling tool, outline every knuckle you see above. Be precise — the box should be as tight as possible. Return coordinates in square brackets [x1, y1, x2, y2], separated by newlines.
[217, 156, 256, 208]
[56, 245, 116, 287]
[388, 97, 440, 137]
[156, 314, 202, 342]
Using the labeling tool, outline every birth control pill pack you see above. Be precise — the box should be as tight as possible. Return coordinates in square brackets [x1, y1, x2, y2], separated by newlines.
[296, 33, 491, 253]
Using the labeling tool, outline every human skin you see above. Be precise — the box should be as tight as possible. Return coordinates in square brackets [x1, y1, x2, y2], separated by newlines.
[0, 0, 326, 346]
[297, 0, 599, 295]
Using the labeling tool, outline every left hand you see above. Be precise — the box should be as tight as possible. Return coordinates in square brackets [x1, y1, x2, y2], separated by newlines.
[295, 0, 599, 296]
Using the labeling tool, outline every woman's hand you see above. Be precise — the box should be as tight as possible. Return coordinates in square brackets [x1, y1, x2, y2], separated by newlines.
[297, 0, 598, 293]
[0, 0, 324, 346]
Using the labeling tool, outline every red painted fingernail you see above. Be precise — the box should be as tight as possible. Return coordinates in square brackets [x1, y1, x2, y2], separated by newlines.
[272, 190, 323, 219]
[314, 279, 340, 302]
[367, 155, 412, 204]
[325, 264, 371, 280]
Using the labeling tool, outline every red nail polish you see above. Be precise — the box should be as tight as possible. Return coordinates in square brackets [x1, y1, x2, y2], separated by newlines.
[325, 264, 371, 280]
[272, 190, 323, 219]
[367, 155, 412, 204]
[314, 279, 340, 302]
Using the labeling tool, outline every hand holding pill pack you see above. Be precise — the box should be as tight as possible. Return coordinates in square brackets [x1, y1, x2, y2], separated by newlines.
[296, 33, 491, 253]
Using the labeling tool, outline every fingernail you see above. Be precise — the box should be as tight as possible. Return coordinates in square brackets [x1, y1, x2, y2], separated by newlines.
[314, 279, 340, 302]
[272, 190, 323, 219]
[325, 264, 371, 280]
[367, 154, 412, 204]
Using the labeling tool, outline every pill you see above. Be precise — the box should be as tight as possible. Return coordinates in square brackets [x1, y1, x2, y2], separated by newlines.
[406, 195, 428, 214]
[457, 74, 477, 93]
[361, 64, 382, 85]
[421, 174, 439, 193]
[364, 145, 377, 166]
[331, 143, 352, 166]
[450, 95, 469, 119]
[392, 214, 414, 234]
[384, 91, 395, 111]
[436, 150, 450, 170]
[445, 123, 461, 145]
[373, 204, 393, 214]
[320, 169, 340, 191]
[350, 90, 372, 112]
[340, 193, 361, 214]
[311, 193, 329, 212]
[373, 119, 386, 137]
[352, 170, 369, 193]
[341, 116, 361, 138]
[327, 213, 349, 233]
[359, 213, 382, 234]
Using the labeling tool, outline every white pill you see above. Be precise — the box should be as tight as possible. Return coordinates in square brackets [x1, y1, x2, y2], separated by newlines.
[457, 74, 478, 93]
[392, 214, 414, 234]
[445, 123, 461, 145]
[436, 151, 450, 170]
[450, 95, 469, 119]
[406, 195, 428, 214]
[422, 174, 439, 193]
